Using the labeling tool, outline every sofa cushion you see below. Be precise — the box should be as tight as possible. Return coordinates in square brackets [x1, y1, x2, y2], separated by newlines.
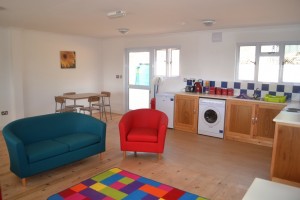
[54, 133, 100, 151]
[26, 140, 69, 163]
[127, 128, 158, 142]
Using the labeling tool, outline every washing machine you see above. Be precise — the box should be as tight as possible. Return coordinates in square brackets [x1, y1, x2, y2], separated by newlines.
[198, 98, 226, 138]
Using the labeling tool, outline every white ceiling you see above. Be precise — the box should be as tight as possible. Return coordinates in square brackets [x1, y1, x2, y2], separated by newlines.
[0, 0, 300, 38]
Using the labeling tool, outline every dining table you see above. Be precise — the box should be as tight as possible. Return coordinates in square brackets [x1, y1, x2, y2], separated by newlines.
[62, 92, 107, 120]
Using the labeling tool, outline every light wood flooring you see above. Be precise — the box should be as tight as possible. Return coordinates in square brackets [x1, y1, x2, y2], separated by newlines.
[0, 113, 273, 200]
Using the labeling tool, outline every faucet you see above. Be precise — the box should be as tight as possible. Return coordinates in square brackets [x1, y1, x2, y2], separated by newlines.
[253, 88, 260, 100]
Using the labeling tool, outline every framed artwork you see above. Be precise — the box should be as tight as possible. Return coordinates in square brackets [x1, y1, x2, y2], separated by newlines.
[60, 51, 76, 69]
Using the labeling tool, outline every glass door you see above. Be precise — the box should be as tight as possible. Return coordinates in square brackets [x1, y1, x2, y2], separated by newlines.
[125, 49, 152, 111]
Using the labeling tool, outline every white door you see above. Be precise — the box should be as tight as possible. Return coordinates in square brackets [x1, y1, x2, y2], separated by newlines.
[125, 49, 153, 111]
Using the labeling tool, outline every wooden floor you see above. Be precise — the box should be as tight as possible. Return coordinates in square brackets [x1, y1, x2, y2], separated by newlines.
[0, 113, 273, 200]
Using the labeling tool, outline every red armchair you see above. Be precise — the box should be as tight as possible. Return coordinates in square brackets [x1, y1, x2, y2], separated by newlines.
[119, 109, 168, 159]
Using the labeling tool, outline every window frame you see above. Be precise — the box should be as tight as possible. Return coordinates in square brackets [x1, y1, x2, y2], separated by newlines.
[154, 46, 181, 78]
[236, 41, 300, 84]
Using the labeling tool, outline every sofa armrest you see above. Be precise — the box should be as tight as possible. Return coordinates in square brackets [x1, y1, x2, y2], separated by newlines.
[3, 127, 30, 178]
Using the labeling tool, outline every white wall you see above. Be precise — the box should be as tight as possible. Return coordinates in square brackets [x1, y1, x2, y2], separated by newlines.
[101, 25, 300, 113]
[22, 30, 102, 117]
[0, 28, 102, 128]
[0, 28, 14, 128]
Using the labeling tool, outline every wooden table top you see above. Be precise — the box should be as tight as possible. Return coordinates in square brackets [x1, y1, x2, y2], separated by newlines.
[62, 93, 106, 100]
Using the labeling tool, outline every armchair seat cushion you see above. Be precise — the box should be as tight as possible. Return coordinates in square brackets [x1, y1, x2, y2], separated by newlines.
[26, 140, 69, 163]
[54, 133, 100, 151]
[127, 128, 158, 142]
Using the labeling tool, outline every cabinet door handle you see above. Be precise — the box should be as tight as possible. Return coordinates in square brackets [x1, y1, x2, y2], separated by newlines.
[255, 117, 258, 123]
[251, 117, 255, 124]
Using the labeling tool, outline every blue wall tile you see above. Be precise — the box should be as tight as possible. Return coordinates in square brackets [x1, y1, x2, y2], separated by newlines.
[261, 84, 269, 91]
[234, 82, 241, 89]
[292, 85, 300, 93]
[277, 85, 284, 92]
[269, 91, 276, 95]
[240, 89, 247, 95]
[221, 81, 228, 88]
[247, 83, 254, 90]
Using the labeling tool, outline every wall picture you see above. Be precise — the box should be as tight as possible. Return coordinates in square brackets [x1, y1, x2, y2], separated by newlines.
[60, 51, 76, 69]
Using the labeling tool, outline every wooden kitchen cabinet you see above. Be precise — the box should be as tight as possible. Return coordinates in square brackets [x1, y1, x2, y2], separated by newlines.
[271, 123, 300, 187]
[174, 94, 199, 133]
[225, 99, 285, 147]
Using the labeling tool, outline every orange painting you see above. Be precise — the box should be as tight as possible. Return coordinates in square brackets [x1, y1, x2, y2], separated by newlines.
[60, 51, 76, 68]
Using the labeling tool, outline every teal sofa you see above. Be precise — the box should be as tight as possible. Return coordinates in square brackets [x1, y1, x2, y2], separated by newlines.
[2, 112, 106, 186]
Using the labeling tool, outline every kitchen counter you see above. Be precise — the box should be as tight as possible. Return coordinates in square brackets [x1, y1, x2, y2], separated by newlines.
[176, 91, 289, 105]
[273, 101, 300, 126]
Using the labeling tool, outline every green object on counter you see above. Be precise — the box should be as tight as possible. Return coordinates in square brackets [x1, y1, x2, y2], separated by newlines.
[264, 94, 286, 103]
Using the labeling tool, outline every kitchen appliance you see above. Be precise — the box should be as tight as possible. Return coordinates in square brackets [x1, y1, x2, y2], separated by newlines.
[185, 85, 194, 92]
[156, 92, 175, 128]
[194, 82, 202, 93]
[198, 98, 226, 138]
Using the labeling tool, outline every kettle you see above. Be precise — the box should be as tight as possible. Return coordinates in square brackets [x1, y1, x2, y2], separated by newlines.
[194, 82, 202, 93]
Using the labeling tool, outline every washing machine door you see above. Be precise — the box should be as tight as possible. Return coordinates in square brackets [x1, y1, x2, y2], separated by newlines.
[203, 108, 220, 127]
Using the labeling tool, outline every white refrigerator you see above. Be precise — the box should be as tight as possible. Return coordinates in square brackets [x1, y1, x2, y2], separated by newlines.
[156, 93, 175, 128]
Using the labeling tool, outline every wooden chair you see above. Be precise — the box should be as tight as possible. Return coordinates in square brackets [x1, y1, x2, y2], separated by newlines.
[55, 96, 76, 113]
[79, 96, 102, 119]
[92, 92, 109, 121]
[63, 92, 84, 111]
[101, 91, 112, 119]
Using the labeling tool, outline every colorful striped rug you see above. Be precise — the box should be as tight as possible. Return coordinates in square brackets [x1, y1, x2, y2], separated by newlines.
[48, 168, 207, 200]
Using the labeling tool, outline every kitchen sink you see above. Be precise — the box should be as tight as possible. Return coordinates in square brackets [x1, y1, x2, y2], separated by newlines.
[285, 108, 300, 113]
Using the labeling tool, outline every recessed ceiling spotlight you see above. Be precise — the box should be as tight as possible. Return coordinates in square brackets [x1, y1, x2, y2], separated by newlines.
[118, 28, 129, 34]
[107, 10, 126, 19]
[202, 19, 216, 26]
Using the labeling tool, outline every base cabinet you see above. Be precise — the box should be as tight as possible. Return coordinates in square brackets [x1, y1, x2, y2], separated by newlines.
[174, 94, 198, 133]
[225, 99, 285, 147]
[271, 123, 300, 187]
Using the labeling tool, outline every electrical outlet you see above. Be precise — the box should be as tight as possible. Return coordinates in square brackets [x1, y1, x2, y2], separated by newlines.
[116, 75, 119, 79]
[1, 111, 8, 115]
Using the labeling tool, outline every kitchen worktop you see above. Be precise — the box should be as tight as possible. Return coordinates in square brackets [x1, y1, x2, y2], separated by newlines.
[273, 101, 300, 126]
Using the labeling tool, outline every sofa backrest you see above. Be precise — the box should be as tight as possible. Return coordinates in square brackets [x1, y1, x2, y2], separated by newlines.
[3, 112, 102, 145]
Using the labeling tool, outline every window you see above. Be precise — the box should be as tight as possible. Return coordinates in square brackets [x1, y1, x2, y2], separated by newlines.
[236, 43, 300, 83]
[154, 48, 180, 77]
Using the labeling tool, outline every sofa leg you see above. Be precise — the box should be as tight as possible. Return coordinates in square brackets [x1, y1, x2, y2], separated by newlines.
[21, 178, 26, 187]
[134, 152, 137, 157]
[158, 153, 162, 160]
[99, 153, 103, 160]
[123, 151, 126, 159]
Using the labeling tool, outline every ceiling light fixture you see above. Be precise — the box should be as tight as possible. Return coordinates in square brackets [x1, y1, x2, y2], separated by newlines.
[118, 28, 129, 34]
[107, 10, 126, 19]
[202, 19, 216, 26]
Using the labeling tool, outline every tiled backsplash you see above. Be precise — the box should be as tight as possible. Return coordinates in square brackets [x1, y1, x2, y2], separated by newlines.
[208, 81, 300, 101]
